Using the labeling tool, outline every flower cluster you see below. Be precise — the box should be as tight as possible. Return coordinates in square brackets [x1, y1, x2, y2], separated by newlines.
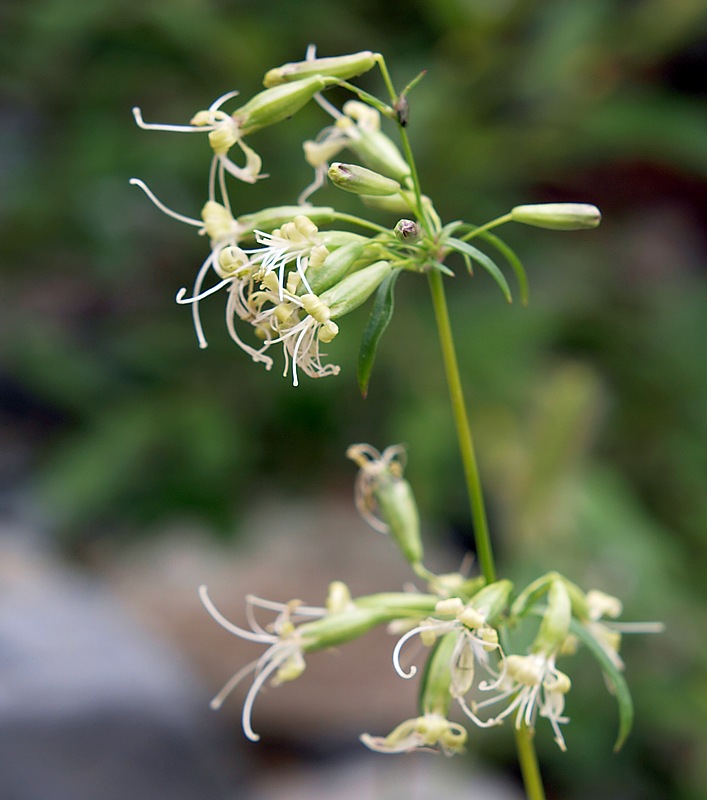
[197, 443, 661, 755]
[132, 48, 601, 389]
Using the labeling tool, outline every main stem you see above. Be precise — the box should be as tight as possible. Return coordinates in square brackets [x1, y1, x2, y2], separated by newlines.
[514, 725, 547, 800]
[426, 269, 496, 585]
[427, 269, 546, 800]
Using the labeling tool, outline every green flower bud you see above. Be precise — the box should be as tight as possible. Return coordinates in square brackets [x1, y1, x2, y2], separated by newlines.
[328, 162, 402, 197]
[321, 260, 392, 318]
[511, 203, 602, 230]
[394, 219, 422, 242]
[234, 77, 331, 136]
[263, 51, 381, 87]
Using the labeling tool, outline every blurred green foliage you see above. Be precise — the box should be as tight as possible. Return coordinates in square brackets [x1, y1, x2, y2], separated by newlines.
[1, 0, 706, 797]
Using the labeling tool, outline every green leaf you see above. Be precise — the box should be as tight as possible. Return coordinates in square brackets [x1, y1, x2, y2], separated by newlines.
[475, 230, 529, 306]
[429, 260, 455, 276]
[357, 268, 401, 397]
[447, 237, 512, 303]
[569, 617, 635, 752]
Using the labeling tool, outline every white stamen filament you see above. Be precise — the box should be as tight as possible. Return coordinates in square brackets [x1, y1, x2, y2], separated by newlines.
[129, 179, 204, 228]
[199, 585, 276, 644]
[132, 106, 205, 133]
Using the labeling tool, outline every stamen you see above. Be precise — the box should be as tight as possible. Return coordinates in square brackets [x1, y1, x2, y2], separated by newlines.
[225, 291, 274, 369]
[241, 645, 294, 741]
[209, 659, 258, 710]
[290, 324, 310, 387]
[208, 89, 241, 112]
[392, 624, 432, 679]
[199, 585, 276, 644]
[129, 179, 204, 228]
[184, 253, 219, 349]
[132, 107, 205, 133]
[176, 276, 233, 304]
[606, 621, 665, 633]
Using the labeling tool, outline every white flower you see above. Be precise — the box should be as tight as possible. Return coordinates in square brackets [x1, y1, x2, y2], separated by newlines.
[244, 215, 329, 298]
[199, 585, 326, 742]
[133, 90, 264, 186]
[360, 713, 468, 755]
[346, 443, 407, 533]
[299, 96, 413, 204]
[581, 589, 664, 673]
[389, 596, 503, 727]
[474, 652, 572, 751]
[247, 282, 341, 386]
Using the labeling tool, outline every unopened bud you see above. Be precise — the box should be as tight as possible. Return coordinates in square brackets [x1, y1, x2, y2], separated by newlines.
[217, 246, 250, 277]
[326, 581, 352, 613]
[264, 51, 380, 87]
[328, 162, 402, 197]
[511, 203, 601, 230]
[201, 201, 237, 241]
[394, 219, 422, 242]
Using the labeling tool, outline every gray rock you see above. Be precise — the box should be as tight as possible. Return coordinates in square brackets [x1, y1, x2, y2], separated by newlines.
[0, 525, 247, 800]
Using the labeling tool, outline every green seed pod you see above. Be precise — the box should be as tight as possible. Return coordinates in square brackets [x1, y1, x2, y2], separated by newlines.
[349, 130, 411, 183]
[419, 632, 458, 717]
[373, 475, 423, 567]
[328, 162, 402, 197]
[236, 206, 335, 237]
[467, 579, 513, 623]
[263, 51, 380, 87]
[300, 606, 388, 652]
[234, 77, 331, 136]
[321, 260, 392, 318]
[511, 203, 601, 230]
[533, 578, 572, 655]
[354, 592, 439, 617]
[301, 240, 368, 295]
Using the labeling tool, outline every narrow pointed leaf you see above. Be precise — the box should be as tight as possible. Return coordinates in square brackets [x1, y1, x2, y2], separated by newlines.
[447, 237, 512, 302]
[357, 269, 401, 397]
[474, 230, 529, 306]
[429, 260, 455, 276]
[569, 618, 634, 752]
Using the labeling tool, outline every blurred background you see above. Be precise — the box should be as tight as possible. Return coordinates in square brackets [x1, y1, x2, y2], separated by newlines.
[1, 0, 706, 798]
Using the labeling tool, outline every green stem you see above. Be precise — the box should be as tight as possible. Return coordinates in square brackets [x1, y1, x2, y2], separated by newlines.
[331, 212, 389, 234]
[376, 56, 429, 232]
[433, 267, 547, 799]
[459, 213, 512, 241]
[426, 269, 496, 584]
[514, 724, 547, 800]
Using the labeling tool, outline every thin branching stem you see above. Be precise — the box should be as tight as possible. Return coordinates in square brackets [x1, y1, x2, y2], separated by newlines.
[426, 269, 496, 585]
